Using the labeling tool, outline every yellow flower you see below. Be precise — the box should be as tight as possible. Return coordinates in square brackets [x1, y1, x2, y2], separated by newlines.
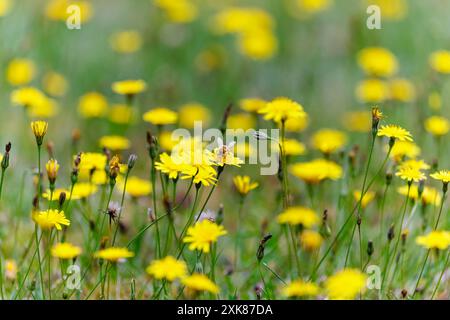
[285, 115, 309, 132]
[357, 47, 398, 77]
[183, 166, 218, 187]
[355, 79, 389, 103]
[429, 50, 450, 74]
[280, 139, 306, 156]
[300, 230, 323, 251]
[294, 0, 333, 16]
[110, 30, 142, 54]
[353, 190, 375, 208]
[181, 273, 219, 294]
[155, 152, 183, 179]
[78, 92, 108, 118]
[290, 159, 343, 184]
[178, 102, 211, 128]
[0, 0, 12, 17]
[99, 135, 130, 151]
[109, 104, 135, 124]
[46, 159, 60, 183]
[71, 183, 98, 198]
[46, 0, 93, 23]
[11, 87, 46, 109]
[43, 188, 80, 201]
[258, 97, 306, 123]
[342, 111, 371, 133]
[227, 113, 256, 130]
[212, 140, 244, 167]
[112, 79, 147, 96]
[428, 91, 442, 111]
[94, 247, 134, 262]
[277, 206, 319, 228]
[282, 279, 319, 298]
[143, 107, 178, 126]
[51, 243, 82, 260]
[118, 176, 152, 198]
[397, 185, 441, 206]
[6, 58, 36, 86]
[377, 124, 413, 142]
[325, 269, 367, 300]
[395, 165, 426, 182]
[389, 78, 415, 102]
[367, 0, 407, 20]
[28, 97, 59, 118]
[237, 28, 278, 60]
[146, 256, 187, 281]
[424, 116, 449, 136]
[311, 129, 347, 154]
[33, 209, 70, 231]
[158, 131, 180, 151]
[42, 71, 68, 97]
[183, 219, 227, 253]
[430, 170, 450, 183]
[399, 159, 430, 171]
[154, 0, 198, 24]
[239, 98, 266, 113]
[233, 175, 258, 195]
[77, 152, 107, 177]
[5, 259, 17, 280]
[30, 120, 48, 145]
[389, 141, 421, 161]
[416, 231, 450, 250]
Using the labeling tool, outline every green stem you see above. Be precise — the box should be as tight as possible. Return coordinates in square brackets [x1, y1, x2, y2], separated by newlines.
[34, 224, 45, 299]
[430, 249, 450, 299]
[112, 170, 130, 246]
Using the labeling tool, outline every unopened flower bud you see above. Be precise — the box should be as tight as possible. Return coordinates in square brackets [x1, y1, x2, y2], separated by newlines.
[58, 192, 66, 209]
[388, 224, 395, 241]
[367, 240, 374, 257]
[256, 234, 272, 262]
[127, 154, 137, 169]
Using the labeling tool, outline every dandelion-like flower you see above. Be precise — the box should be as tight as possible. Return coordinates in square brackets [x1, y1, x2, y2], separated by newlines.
[377, 124, 413, 142]
[30, 120, 48, 146]
[277, 206, 319, 228]
[99, 135, 130, 151]
[258, 97, 306, 123]
[424, 116, 449, 136]
[155, 152, 183, 179]
[143, 107, 178, 125]
[416, 231, 450, 250]
[233, 175, 258, 195]
[282, 280, 319, 298]
[112, 79, 147, 96]
[396, 165, 426, 182]
[46, 158, 59, 184]
[94, 247, 134, 262]
[300, 230, 323, 251]
[51, 242, 82, 260]
[33, 209, 70, 230]
[118, 176, 152, 198]
[290, 159, 343, 184]
[183, 219, 227, 253]
[146, 256, 187, 281]
[353, 190, 375, 208]
[311, 129, 347, 154]
[181, 273, 219, 294]
[325, 269, 367, 300]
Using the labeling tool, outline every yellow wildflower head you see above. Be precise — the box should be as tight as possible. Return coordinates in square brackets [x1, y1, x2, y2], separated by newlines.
[233, 175, 258, 196]
[416, 231, 450, 250]
[290, 159, 343, 184]
[118, 176, 152, 198]
[353, 190, 375, 208]
[110, 30, 142, 54]
[183, 219, 227, 253]
[51, 242, 82, 260]
[0, 0, 12, 17]
[99, 135, 130, 151]
[6, 58, 36, 86]
[78, 92, 108, 118]
[389, 78, 415, 102]
[71, 183, 98, 198]
[389, 140, 420, 162]
[227, 113, 255, 130]
[146, 256, 187, 281]
[424, 116, 449, 136]
[5, 259, 17, 280]
[284, 114, 309, 132]
[277, 206, 319, 228]
[325, 269, 367, 300]
[112, 79, 147, 96]
[429, 50, 450, 74]
[154, 0, 198, 24]
[109, 104, 135, 124]
[377, 124, 413, 142]
[357, 47, 398, 77]
[42, 71, 68, 97]
[143, 107, 178, 126]
[258, 97, 306, 123]
[178, 102, 211, 128]
[46, 158, 60, 184]
[395, 165, 426, 183]
[181, 273, 219, 294]
[33, 209, 70, 231]
[300, 230, 323, 251]
[282, 279, 319, 298]
[430, 170, 450, 184]
[30, 120, 48, 146]
[94, 247, 134, 262]
[311, 129, 347, 154]
[280, 139, 306, 156]
[239, 98, 266, 113]
[342, 111, 371, 133]
[355, 79, 389, 103]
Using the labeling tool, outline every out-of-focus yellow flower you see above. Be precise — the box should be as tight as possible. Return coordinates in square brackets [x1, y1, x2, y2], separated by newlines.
[367, 0, 407, 20]
[182, 273, 219, 294]
[6, 58, 36, 86]
[311, 129, 347, 154]
[146, 256, 187, 281]
[285, 114, 309, 132]
[353, 190, 375, 208]
[118, 176, 152, 198]
[355, 79, 389, 103]
[143, 107, 178, 126]
[430, 170, 450, 183]
[397, 185, 441, 206]
[239, 98, 267, 113]
[43, 188, 80, 201]
[259, 97, 306, 124]
[416, 231, 450, 250]
[28, 97, 59, 118]
[11, 87, 46, 108]
[300, 230, 323, 251]
[325, 269, 367, 300]
[33, 209, 70, 231]
[424, 116, 449, 136]
[51, 243, 82, 260]
[399, 159, 430, 171]
[5, 259, 17, 280]
[277, 206, 319, 228]
[389, 141, 421, 161]
[290, 159, 343, 184]
[0, 0, 12, 17]
[71, 182, 98, 198]
[42, 71, 68, 97]
[389, 78, 415, 102]
[110, 30, 142, 54]
[293, 0, 333, 16]
[183, 219, 227, 253]
[282, 279, 319, 298]
[233, 175, 258, 196]
[280, 139, 306, 156]
[158, 131, 180, 152]
[237, 29, 277, 60]
[428, 92, 442, 111]
[195, 46, 225, 73]
[429, 50, 450, 74]
[154, 0, 198, 24]
[109, 104, 135, 124]
[46, 0, 93, 23]
[99, 135, 130, 151]
[378, 124, 413, 142]
[112, 79, 147, 96]
[94, 247, 134, 262]
[357, 47, 398, 77]
[178, 102, 211, 128]
[342, 111, 371, 132]
[78, 92, 108, 118]
[227, 113, 255, 131]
